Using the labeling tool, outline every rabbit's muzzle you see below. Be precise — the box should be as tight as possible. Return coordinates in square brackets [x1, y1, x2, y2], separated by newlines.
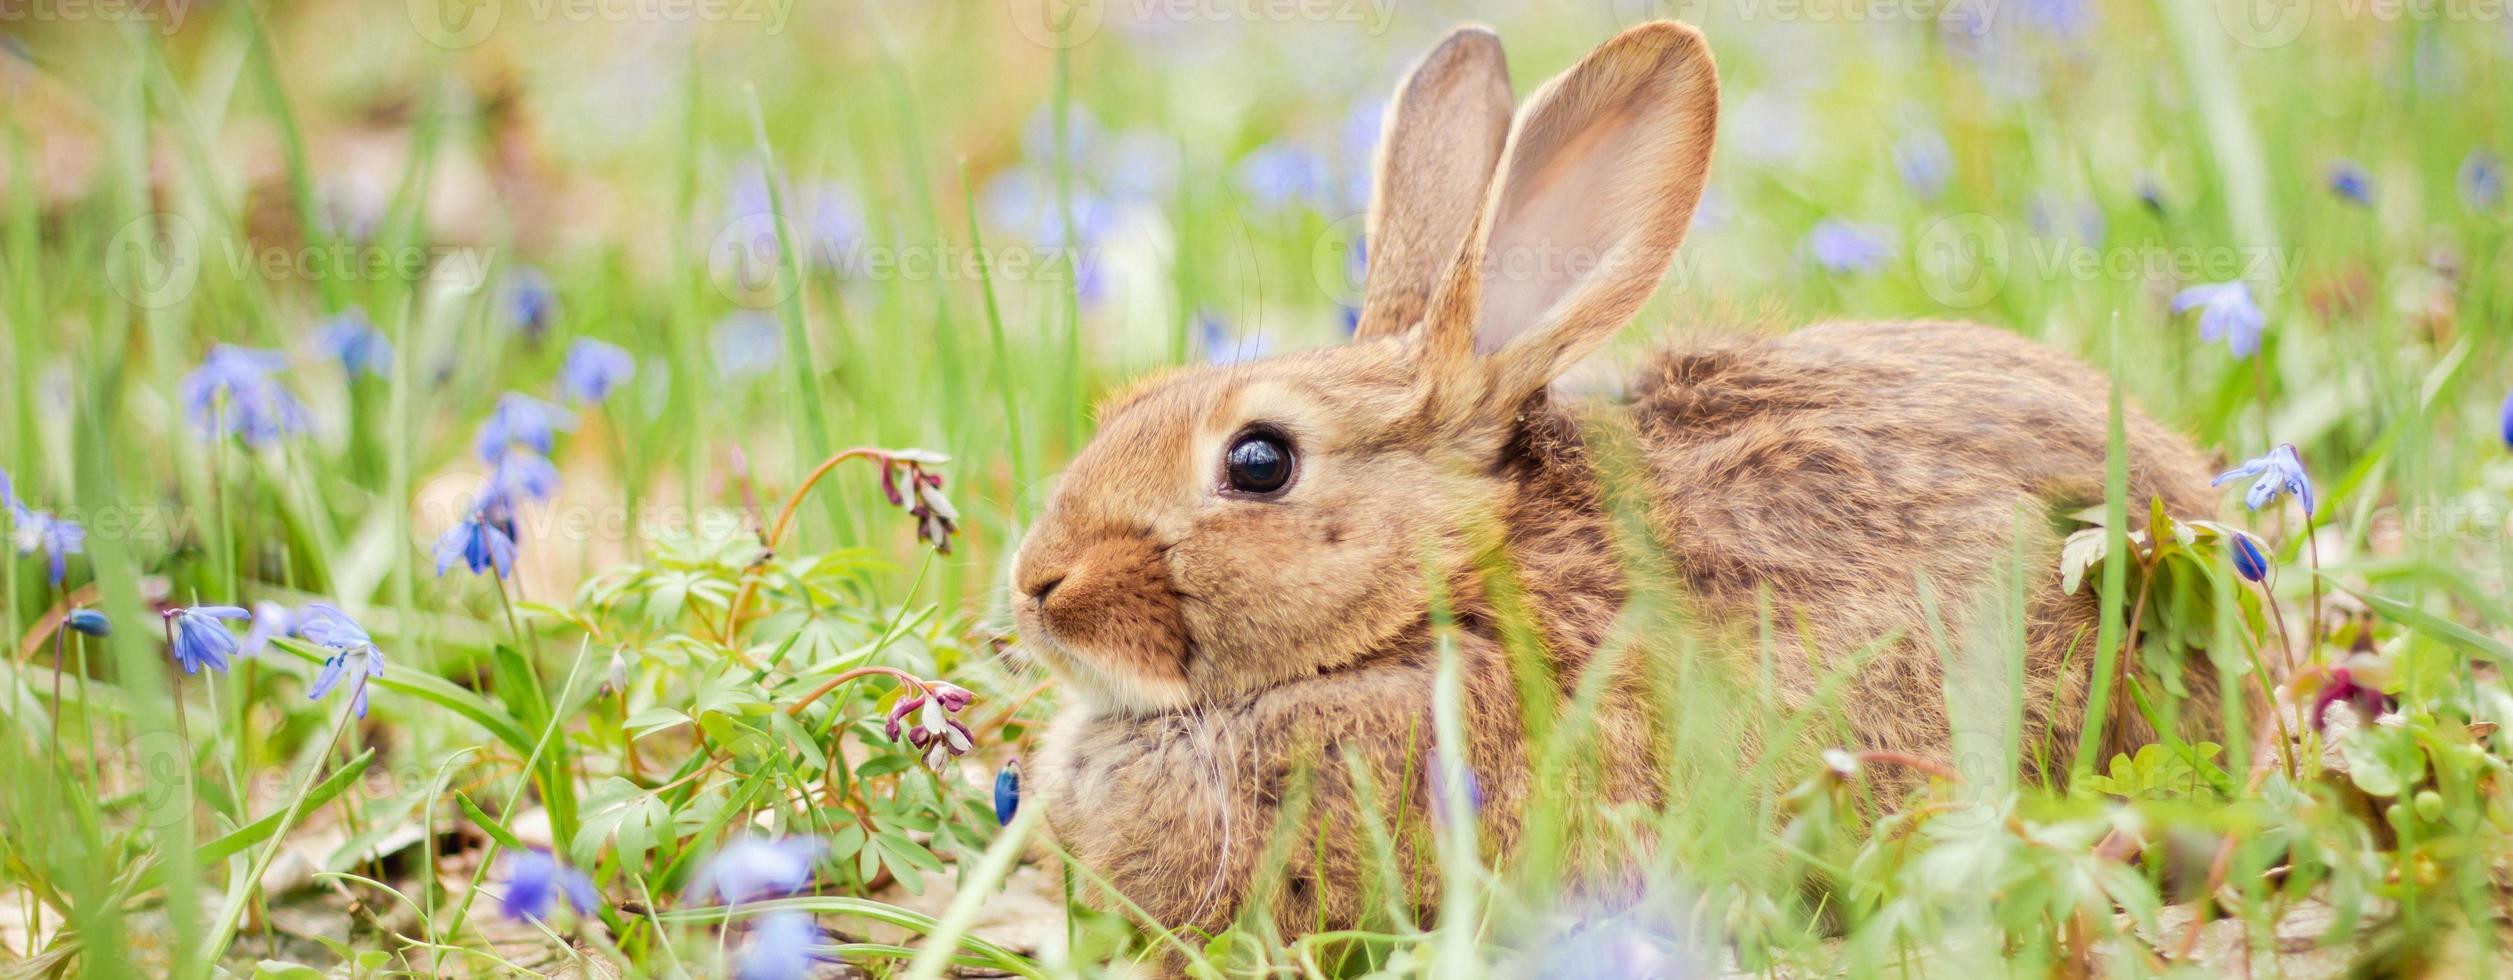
[1013, 528, 1192, 708]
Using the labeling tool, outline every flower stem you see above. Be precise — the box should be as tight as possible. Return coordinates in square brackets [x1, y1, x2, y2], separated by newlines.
[722, 448, 895, 648]
[201, 690, 363, 966]
[782, 665, 925, 717]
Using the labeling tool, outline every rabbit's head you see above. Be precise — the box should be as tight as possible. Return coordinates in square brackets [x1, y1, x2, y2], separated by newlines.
[1012, 22, 1719, 712]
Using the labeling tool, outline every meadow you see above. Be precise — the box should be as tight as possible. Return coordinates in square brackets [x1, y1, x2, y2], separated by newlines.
[3, 0, 2512, 976]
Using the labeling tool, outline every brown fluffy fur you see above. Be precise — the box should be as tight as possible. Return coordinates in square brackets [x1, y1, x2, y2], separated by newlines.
[1010, 21, 2221, 940]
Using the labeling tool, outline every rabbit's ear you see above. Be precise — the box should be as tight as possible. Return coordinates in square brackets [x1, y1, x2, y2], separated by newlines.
[1421, 21, 1717, 408]
[1351, 25, 1515, 342]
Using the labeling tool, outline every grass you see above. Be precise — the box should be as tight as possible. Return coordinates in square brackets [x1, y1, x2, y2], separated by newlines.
[3, 1, 2511, 976]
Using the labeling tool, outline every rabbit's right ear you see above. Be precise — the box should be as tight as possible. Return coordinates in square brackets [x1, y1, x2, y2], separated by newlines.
[1351, 25, 1515, 342]
[1415, 22, 1718, 420]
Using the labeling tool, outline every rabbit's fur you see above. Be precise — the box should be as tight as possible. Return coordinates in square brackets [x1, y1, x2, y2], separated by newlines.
[1011, 22, 2220, 937]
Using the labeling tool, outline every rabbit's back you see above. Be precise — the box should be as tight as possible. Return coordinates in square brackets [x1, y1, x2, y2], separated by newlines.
[1625, 320, 2218, 775]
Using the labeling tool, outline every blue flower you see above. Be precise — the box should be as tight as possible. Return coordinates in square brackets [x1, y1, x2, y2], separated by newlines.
[503, 266, 557, 342]
[993, 762, 1021, 827]
[1893, 128, 1952, 201]
[738, 911, 823, 980]
[688, 837, 824, 905]
[434, 505, 519, 579]
[2464, 151, 2505, 211]
[2328, 160, 2373, 206]
[301, 603, 384, 718]
[500, 850, 600, 922]
[2027, 193, 2103, 245]
[2, 467, 16, 512]
[473, 392, 575, 462]
[1806, 219, 1894, 274]
[487, 449, 562, 508]
[179, 345, 310, 447]
[242, 600, 298, 657]
[313, 307, 392, 377]
[1236, 143, 1330, 214]
[2172, 282, 2266, 359]
[2230, 532, 2270, 583]
[12, 508, 84, 585]
[166, 605, 249, 675]
[1198, 312, 1270, 366]
[2499, 389, 2513, 450]
[66, 608, 111, 637]
[2215, 444, 2315, 517]
[711, 313, 785, 381]
[560, 338, 637, 405]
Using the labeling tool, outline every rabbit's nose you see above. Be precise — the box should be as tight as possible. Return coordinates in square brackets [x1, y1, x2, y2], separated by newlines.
[1023, 572, 1066, 604]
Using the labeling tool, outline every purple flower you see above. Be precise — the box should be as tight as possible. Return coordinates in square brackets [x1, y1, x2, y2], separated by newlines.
[737, 911, 824, 980]
[2172, 282, 2266, 359]
[2027, 193, 2103, 245]
[2500, 389, 2513, 450]
[689, 837, 824, 905]
[165, 606, 249, 675]
[1806, 219, 1894, 274]
[503, 266, 557, 342]
[711, 313, 784, 381]
[1236, 143, 1330, 213]
[487, 449, 562, 508]
[178, 345, 310, 447]
[434, 505, 519, 579]
[500, 850, 600, 922]
[313, 307, 392, 377]
[2230, 532, 2270, 583]
[2465, 151, 2505, 211]
[242, 600, 298, 657]
[560, 338, 636, 405]
[472, 392, 575, 462]
[2309, 666, 2394, 732]
[2215, 443, 2315, 517]
[1198, 312, 1270, 366]
[2328, 160, 2373, 206]
[11, 508, 84, 585]
[301, 603, 384, 718]
[1894, 129, 1953, 201]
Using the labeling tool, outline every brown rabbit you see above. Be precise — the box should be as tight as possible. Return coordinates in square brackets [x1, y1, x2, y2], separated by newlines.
[1011, 21, 2219, 939]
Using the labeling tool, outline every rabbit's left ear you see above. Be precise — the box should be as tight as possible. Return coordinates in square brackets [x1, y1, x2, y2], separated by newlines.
[1417, 21, 1718, 411]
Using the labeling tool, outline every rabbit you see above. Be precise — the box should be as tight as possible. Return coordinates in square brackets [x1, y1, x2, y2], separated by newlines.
[1008, 20, 2222, 939]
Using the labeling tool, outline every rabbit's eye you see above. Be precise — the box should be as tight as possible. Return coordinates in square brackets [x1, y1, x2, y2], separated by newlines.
[1223, 430, 1295, 497]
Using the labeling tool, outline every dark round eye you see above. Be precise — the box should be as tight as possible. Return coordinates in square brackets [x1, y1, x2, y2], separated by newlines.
[1223, 431, 1294, 496]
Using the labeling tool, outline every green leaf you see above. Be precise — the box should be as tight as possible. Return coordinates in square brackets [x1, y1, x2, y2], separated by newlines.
[457, 792, 529, 854]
